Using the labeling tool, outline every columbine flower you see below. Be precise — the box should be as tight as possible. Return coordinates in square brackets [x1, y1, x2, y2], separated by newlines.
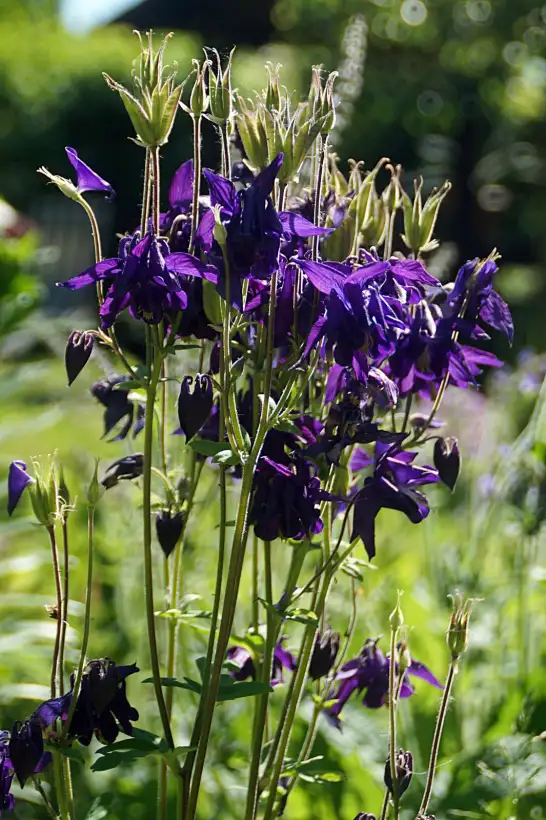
[91, 376, 145, 441]
[7, 461, 33, 517]
[447, 257, 513, 343]
[39, 146, 114, 201]
[433, 436, 460, 491]
[101, 454, 143, 489]
[0, 733, 14, 813]
[351, 442, 440, 560]
[57, 232, 199, 329]
[8, 720, 51, 788]
[226, 639, 296, 686]
[326, 638, 442, 727]
[160, 159, 194, 249]
[309, 629, 340, 681]
[250, 457, 331, 542]
[384, 749, 413, 798]
[155, 510, 185, 558]
[177, 375, 213, 441]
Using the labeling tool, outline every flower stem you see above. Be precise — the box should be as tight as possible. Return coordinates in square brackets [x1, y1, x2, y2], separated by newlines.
[189, 115, 202, 253]
[47, 527, 63, 699]
[52, 750, 70, 820]
[417, 659, 458, 818]
[59, 520, 70, 694]
[388, 625, 400, 820]
[311, 136, 327, 262]
[221, 122, 231, 179]
[141, 148, 152, 235]
[33, 775, 59, 820]
[62, 506, 95, 739]
[379, 790, 390, 820]
[151, 146, 161, 236]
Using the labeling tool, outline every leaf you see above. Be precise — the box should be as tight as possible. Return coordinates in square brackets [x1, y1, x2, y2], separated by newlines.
[91, 749, 152, 772]
[284, 608, 319, 626]
[84, 796, 112, 820]
[142, 676, 202, 694]
[45, 742, 86, 765]
[217, 680, 273, 702]
[188, 439, 228, 457]
[299, 771, 344, 783]
[211, 448, 240, 466]
[274, 419, 301, 436]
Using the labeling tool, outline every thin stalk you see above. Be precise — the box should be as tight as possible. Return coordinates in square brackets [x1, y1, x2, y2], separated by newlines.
[151, 146, 161, 236]
[52, 750, 70, 820]
[401, 394, 413, 434]
[143, 351, 175, 749]
[417, 659, 458, 818]
[245, 540, 276, 820]
[311, 136, 327, 262]
[221, 122, 231, 179]
[62, 506, 95, 739]
[59, 520, 70, 694]
[251, 533, 260, 633]
[379, 790, 390, 820]
[47, 527, 63, 699]
[388, 626, 400, 820]
[33, 776, 59, 820]
[189, 115, 202, 252]
[141, 148, 152, 235]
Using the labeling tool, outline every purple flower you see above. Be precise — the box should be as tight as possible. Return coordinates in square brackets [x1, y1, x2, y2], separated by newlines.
[448, 258, 513, 343]
[177, 374, 213, 441]
[91, 376, 145, 441]
[65, 146, 114, 199]
[101, 454, 143, 489]
[58, 232, 197, 329]
[250, 457, 330, 542]
[351, 442, 440, 559]
[156, 510, 185, 558]
[7, 461, 33, 516]
[65, 330, 94, 387]
[0, 733, 14, 814]
[326, 639, 442, 727]
[159, 159, 195, 252]
[309, 629, 340, 681]
[226, 639, 296, 686]
[9, 720, 51, 788]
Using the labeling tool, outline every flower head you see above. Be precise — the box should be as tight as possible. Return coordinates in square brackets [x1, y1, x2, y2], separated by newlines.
[448, 257, 513, 343]
[101, 454, 144, 489]
[65, 330, 94, 387]
[91, 376, 145, 441]
[65, 147, 114, 198]
[8, 720, 51, 788]
[0, 734, 14, 814]
[226, 640, 296, 687]
[309, 629, 340, 681]
[156, 510, 185, 558]
[177, 375, 213, 441]
[7, 461, 33, 516]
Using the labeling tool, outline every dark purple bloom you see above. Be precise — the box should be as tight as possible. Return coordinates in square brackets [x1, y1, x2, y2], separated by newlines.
[91, 376, 145, 441]
[0, 733, 14, 814]
[156, 510, 185, 558]
[177, 374, 213, 441]
[351, 442, 440, 559]
[58, 232, 192, 330]
[250, 457, 330, 542]
[66, 659, 139, 746]
[65, 147, 114, 199]
[384, 749, 413, 797]
[101, 454, 143, 489]
[159, 159, 195, 252]
[309, 629, 340, 680]
[353, 814, 376, 820]
[227, 640, 296, 686]
[9, 720, 50, 788]
[326, 639, 442, 727]
[65, 330, 94, 386]
[433, 437, 460, 491]
[448, 258, 513, 344]
[7, 461, 33, 516]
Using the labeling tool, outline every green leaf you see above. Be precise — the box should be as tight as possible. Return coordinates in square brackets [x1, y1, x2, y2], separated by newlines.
[217, 680, 273, 701]
[90, 749, 152, 772]
[188, 439, 228, 457]
[45, 742, 86, 765]
[142, 676, 202, 694]
[274, 419, 301, 436]
[211, 448, 240, 466]
[284, 608, 319, 626]
[84, 796, 112, 820]
[299, 771, 344, 783]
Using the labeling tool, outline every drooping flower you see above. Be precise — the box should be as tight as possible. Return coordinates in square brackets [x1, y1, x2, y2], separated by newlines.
[226, 640, 296, 686]
[58, 232, 211, 330]
[90, 376, 145, 441]
[69, 659, 139, 746]
[351, 442, 440, 560]
[433, 436, 460, 491]
[177, 374, 213, 441]
[156, 510, 185, 558]
[0, 733, 14, 814]
[65, 147, 114, 198]
[65, 330, 94, 387]
[326, 639, 442, 728]
[250, 456, 331, 542]
[101, 454, 144, 489]
[8, 720, 51, 788]
[384, 749, 413, 798]
[309, 629, 340, 681]
[7, 461, 33, 516]
[447, 257, 513, 343]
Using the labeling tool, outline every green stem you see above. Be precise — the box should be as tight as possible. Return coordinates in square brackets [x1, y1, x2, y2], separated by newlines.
[143, 351, 175, 749]
[401, 394, 413, 434]
[189, 115, 202, 252]
[388, 626, 400, 820]
[221, 122, 231, 179]
[151, 146, 161, 236]
[417, 659, 458, 818]
[59, 520, 70, 694]
[141, 148, 152, 235]
[47, 527, 63, 699]
[251, 533, 260, 633]
[62, 506, 95, 739]
[311, 136, 327, 262]
[379, 790, 390, 820]
[33, 775, 59, 820]
[52, 750, 70, 820]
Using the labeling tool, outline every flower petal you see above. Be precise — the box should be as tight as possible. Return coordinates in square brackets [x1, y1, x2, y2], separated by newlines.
[169, 159, 194, 208]
[7, 461, 33, 516]
[65, 147, 114, 198]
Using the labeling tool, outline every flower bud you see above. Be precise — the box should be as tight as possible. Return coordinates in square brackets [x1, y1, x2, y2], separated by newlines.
[318, 71, 338, 135]
[101, 454, 144, 490]
[9, 719, 45, 788]
[398, 640, 412, 674]
[265, 62, 281, 111]
[208, 49, 234, 124]
[87, 459, 103, 506]
[65, 330, 94, 387]
[212, 205, 228, 247]
[156, 509, 185, 558]
[36, 168, 81, 202]
[384, 749, 413, 798]
[309, 628, 340, 680]
[447, 592, 477, 659]
[389, 591, 404, 632]
[382, 164, 403, 215]
[177, 374, 213, 442]
[400, 177, 451, 255]
[189, 58, 210, 118]
[434, 437, 461, 492]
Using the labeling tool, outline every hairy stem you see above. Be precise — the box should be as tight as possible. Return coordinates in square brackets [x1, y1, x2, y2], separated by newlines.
[388, 626, 400, 820]
[47, 527, 63, 699]
[59, 520, 70, 694]
[311, 136, 327, 262]
[189, 115, 202, 252]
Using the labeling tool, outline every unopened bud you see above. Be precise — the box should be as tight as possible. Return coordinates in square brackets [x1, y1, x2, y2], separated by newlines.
[384, 749, 413, 798]
[389, 591, 404, 632]
[398, 640, 412, 674]
[447, 592, 477, 659]
[434, 437, 460, 492]
[208, 48, 234, 124]
[86, 459, 103, 506]
[65, 330, 94, 387]
[265, 62, 281, 111]
[189, 58, 210, 118]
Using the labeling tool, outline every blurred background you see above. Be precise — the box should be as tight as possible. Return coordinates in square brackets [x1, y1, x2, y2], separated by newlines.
[1, 0, 546, 818]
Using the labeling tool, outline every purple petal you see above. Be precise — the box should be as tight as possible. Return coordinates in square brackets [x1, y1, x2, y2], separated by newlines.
[479, 290, 514, 344]
[65, 147, 114, 198]
[345, 261, 389, 287]
[325, 364, 347, 404]
[253, 154, 283, 195]
[194, 210, 215, 252]
[203, 169, 237, 214]
[278, 211, 333, 239]
[34, 692, 72, 727]
[461, 345, 504, 369]
[408, 659, 444, 689]
[7, 461, 33, 516]
[169, 159, 194, 208]
[165, 253, 218, 283]
[389, 258, 439, 286]
[34, 752, 52, 774]
[351, 449, 373, 472]
[296, 259, 349, 298]
[57, 258, 120, 290]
